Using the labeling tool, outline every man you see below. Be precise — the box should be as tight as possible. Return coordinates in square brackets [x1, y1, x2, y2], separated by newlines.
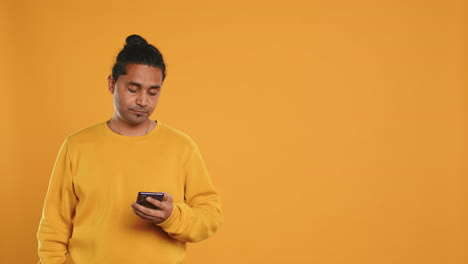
[37, 35, 223, 264]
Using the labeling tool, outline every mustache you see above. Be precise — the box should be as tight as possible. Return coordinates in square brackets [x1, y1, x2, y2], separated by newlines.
[130, 107, 148, 112]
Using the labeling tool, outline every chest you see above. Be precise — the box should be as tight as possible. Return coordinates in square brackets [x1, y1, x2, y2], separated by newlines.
[70, 142, 187, 206]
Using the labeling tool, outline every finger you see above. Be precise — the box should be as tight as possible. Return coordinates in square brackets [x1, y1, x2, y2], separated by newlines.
[132, 204, 160, 222]
[133, 206, 166, 224]
[133, 207, 156, 221]
[146, 197, 164, 209]
[132, 202, 156, 217]
[132, 202, 163, 218]
[161, 192, 173, 203]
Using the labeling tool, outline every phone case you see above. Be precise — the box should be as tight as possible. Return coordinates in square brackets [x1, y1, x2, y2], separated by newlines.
[136, 192, 164, 210]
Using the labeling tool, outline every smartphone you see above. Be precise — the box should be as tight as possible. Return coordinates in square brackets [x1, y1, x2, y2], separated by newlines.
[136, 192, 164, 210]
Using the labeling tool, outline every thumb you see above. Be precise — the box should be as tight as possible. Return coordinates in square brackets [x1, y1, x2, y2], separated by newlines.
[161, 192, 173, 203]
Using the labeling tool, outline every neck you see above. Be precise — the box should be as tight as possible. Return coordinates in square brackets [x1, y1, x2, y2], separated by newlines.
[107, 116, 153, 137]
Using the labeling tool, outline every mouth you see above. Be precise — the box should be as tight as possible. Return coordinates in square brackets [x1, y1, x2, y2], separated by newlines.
[131, 109, 147, 115]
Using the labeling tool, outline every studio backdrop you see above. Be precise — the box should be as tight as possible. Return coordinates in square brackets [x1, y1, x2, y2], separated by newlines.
[1, 0, 466, 263]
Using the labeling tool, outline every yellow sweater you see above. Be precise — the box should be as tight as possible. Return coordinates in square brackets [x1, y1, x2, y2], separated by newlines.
[37, 121, 223, 264]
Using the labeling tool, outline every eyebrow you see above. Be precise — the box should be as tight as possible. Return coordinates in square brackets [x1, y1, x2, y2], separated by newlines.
[128, 81, 161, 89]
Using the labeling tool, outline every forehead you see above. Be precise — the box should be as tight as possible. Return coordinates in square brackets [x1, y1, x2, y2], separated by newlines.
[121, 64, 163, 85]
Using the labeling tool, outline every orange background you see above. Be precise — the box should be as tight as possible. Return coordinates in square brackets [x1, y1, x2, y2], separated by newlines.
[1, 0, 467, 263]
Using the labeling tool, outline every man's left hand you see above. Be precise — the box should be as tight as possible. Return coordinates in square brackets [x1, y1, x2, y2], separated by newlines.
[131, 192, 174, 224]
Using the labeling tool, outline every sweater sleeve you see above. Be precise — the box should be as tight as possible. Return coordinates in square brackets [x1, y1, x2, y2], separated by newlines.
[37, 139, 76, 264]
[157, 143, 223, 242]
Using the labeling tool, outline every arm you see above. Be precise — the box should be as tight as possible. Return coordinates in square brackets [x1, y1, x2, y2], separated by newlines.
[132, 143, 223, 242]
[37, 139, 76, 263]
[159, 143, 223, 242]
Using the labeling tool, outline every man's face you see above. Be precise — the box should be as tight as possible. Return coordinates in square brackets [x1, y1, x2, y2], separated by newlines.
[108, 64, 163, 126]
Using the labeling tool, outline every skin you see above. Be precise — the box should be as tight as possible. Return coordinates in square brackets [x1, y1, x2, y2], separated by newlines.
[107, 63, 173, 224]
[107, 63, 163, 136]
[131, 193, 174, 225]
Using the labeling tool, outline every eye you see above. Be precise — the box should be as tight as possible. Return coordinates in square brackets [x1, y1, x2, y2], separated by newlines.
[128, 88, 138, 93]
[149, 89, 159, 96]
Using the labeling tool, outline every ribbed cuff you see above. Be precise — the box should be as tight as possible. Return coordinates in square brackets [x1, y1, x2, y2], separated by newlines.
[156, 202, 181, 231]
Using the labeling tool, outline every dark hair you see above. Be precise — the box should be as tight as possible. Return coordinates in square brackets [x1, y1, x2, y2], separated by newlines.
[111, 34, 166, 81]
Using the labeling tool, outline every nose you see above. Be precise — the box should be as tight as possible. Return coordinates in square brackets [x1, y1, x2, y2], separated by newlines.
[135, 92, 148, 107]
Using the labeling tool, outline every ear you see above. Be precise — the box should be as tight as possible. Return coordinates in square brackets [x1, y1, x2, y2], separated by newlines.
[107, 75, 115, 94]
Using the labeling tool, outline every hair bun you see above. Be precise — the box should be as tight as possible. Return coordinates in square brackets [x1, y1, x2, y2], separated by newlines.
[125, 34, 148, 46]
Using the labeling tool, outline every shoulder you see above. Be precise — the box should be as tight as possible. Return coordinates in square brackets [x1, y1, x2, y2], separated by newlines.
[157, 122, 198, 149]
[65, 122, 107, 145]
